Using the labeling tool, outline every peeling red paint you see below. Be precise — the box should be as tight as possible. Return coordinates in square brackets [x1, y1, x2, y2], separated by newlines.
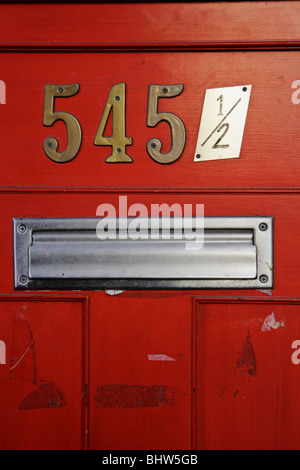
[19, 381, 67, 410]
[235, 330, 257, 378]
[94, 384, 176, 408]
[219, 330, 257, 399]
[147, 353, 180, 361]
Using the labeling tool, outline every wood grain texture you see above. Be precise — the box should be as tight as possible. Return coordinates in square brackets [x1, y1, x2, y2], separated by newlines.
[193, 298, 300, 450]
[0, 295, 89, 450]
[1, 2, 300, 50]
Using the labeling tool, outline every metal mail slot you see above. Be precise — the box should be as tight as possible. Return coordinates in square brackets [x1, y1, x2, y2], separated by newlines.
[13, 217, 273, 290]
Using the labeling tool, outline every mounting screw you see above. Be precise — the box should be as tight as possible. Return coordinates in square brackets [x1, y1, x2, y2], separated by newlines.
[116, 147, 122, 153]
[151, 142, 157, 149]
[46, 140, 52, 148]
[242, 87, 247, 92]
[115, 95, 120, 101]
[162, 87, 168, 94]
[19, 275, 28, 284]
[57, 87, 64, 93]
[196, 154, 201, 159]
[259, 274, 268, 283]
[259, 222, 268, 231]
[18, 224, 26, 233]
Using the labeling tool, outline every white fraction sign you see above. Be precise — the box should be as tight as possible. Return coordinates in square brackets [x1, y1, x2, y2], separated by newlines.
[194, 84, 252, 162]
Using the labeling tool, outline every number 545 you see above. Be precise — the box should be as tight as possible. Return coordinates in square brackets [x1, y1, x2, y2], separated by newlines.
[43, 82, 186, 165]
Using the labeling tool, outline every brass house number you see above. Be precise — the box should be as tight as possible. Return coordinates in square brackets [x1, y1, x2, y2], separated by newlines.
[43, 83, 186, 165]
[43, 83, 251, 165]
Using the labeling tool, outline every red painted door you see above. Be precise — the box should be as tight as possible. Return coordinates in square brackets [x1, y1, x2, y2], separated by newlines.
[0, 295, 88, 449]
[1, 1, 300, 450]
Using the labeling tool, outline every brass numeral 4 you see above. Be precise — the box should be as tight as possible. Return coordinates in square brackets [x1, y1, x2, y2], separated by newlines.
[94, 83, 133, 163]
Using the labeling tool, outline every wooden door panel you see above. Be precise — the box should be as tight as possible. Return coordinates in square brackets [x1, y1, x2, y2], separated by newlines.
[0, 51, 299, 189]
[0, 296, 88, 449]
[193, 298, 300, 450]
[89, 294, 192, 450]
[2, 3, 300, 47]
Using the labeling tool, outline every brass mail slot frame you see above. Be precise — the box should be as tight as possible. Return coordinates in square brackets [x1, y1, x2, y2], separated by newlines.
[13, 216, 273, 290]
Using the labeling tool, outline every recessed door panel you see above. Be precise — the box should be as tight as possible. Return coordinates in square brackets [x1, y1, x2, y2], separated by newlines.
[0, 296, 87, 450]
[89, 294, 192, 450]
[193, 298, 300, 450]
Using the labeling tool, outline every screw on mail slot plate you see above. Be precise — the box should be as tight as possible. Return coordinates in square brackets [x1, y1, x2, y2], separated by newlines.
[194, 85, 252, 162]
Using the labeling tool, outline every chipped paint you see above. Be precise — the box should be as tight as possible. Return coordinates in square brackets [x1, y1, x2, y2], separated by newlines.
[235, 330, 257, 378]
[19, 382, 67, 410]
[94, 384, 176, 408]
[219, 330, 256, 400]
[0, 340, 6, 364]
[258, 289, 272, 296]
[262, 312, 285, 331]
[262, 312, 276, 331]
[270, 321, 285, 329]
[105, 290, 126, 296]
[147, 354, 176, 361]
[0, 80, 6, 104]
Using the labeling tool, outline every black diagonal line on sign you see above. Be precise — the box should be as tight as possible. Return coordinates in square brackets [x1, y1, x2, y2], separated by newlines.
[201, 97, 242, 147]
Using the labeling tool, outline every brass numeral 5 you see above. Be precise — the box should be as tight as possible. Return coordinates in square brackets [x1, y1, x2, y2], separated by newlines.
[43, 84, 82, 163]
[146, 84, 186, 164]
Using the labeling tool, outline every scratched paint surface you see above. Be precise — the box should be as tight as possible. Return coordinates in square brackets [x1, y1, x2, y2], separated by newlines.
[94, 384, 176, 408]
[89, 295, 191, 450]
[10, 316, 37, 383]
[0, 298, 85, 450]
[194, 300, 300, 450]
[19, 381, 67, 410]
